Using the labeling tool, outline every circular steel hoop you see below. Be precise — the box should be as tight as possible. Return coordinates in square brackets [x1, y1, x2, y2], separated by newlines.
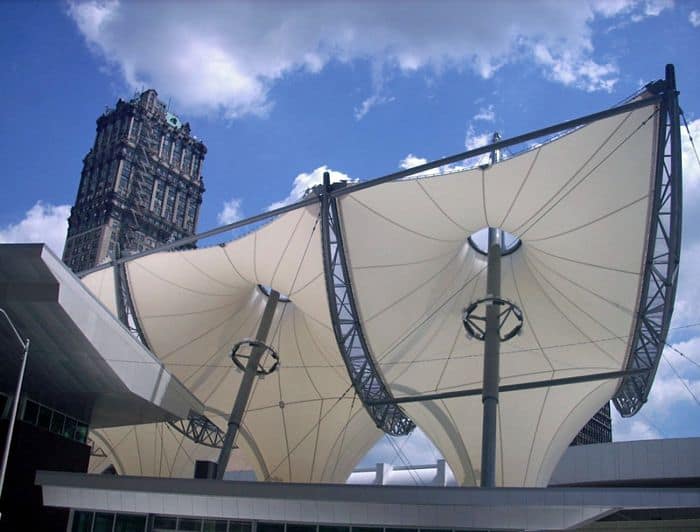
[462, 297, 524, 342]
[230, 339, 279, 376]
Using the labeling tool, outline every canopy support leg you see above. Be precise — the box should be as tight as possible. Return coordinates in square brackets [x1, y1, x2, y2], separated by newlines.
[481, 227, 501, 488]
[216, 289, 280, 479]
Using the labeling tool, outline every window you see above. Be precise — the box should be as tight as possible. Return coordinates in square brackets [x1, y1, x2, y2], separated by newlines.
[163, 186, 175, 221]
[22, 399, 39, 424]
[118, 161, 132, 195]
[72, 511, 93, 532]
[202, 521, 228, 532]
[114, 513, 147, 532]
[141, 179, 155, 210]
[228, 523, 252, 532]
[63, 416, 77, 439]
[178, 518, 202, 531]
[110, 159, 120, 187]
[257, 524, 285, 532]
[185, 199, 197, 231]
[162, 136, 172, 162]
[153, 516, 177, 530]
[75, 422, 88, 443]
[192, 156, 200, 178]
[93, 512, 115, 532]
[50, 411, 65, 434]
[153, 180, 165, 214]
[182, 148, 191, 175]
[37, 405, 52, 429]
[176, 192, 186, 227]
[133, 120, 142, 142]
[288, 525, 316, 532]
[171, 141, 182, 168]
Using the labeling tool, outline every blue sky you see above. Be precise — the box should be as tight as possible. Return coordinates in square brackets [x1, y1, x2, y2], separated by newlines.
[1, 0, 700, 469]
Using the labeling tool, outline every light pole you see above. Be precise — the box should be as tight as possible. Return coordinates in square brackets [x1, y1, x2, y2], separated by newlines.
[0, 308, 30, 521]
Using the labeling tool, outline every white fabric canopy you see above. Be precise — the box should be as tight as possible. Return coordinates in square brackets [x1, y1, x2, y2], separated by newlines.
[87, 205, 381, 482]
[84, 98, 660, 486]
[339, 102, 658, 486]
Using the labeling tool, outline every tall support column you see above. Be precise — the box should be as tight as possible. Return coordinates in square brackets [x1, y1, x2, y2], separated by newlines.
[481, 227, 502, 487]
[216, 289, 280, 479]
[0, 309, 30, 521]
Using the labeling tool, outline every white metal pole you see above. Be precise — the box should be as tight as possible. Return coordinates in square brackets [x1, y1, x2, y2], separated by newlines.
[0, 309, 30, 521]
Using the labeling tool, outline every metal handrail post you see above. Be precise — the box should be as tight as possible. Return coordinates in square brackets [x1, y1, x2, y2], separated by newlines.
[0, 309, 30, 521]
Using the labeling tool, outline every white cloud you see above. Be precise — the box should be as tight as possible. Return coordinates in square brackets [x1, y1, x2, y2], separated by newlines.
[592, 0, 673, 23]
[399, 154, 428, 170]
[641, 0, 673, 17]
[670, 241, 700, 328]
[355, 92, 395, 121]
[217, 198, 243, 225]
[667, 120, 700, 327]
[532, 45, 618, 92]
[614, 338, 700, 441]
[267, 165, 354, 211]
[691, 10, 700, 26]
[473, 105, 496, 122]
[398, 153, 434, 177]
[0, 202, 71, 256]
[682, 118, 700, 200]
[67, 1, 630, 119]
[612, 412, 661, 441]
[626, 0, 674, 21]
[462, 125, 496, 168]
[67, 0, 117, 44]
[354, 62, 395, 120]
[465, 126, 494, 151]
[397, 124, 502, 179]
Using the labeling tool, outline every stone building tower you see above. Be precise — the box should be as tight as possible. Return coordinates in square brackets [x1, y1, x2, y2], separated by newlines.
[63, 90, 206, 272]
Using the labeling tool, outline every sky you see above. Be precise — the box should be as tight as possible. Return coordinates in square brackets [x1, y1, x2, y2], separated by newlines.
[1, 0, 700, 472]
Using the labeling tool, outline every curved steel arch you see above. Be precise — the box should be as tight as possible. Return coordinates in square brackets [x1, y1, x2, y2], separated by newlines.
[613, 65, 683, 417]
[320, 177, 415, 436]
[114, 254, 152, 350]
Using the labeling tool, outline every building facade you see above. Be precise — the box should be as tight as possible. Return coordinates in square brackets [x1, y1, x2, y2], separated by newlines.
[63, 90, 206, 273]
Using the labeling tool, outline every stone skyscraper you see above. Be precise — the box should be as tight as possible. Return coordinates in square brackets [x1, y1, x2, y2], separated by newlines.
[63, 90, 206, 272]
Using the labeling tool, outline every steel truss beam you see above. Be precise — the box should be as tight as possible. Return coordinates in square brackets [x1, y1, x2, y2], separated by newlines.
[613, 65, 683, 417]
[168, 413, 226, 449]
[320, 174, 415, 436]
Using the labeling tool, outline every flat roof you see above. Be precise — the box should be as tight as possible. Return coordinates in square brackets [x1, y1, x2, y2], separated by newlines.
[36, 470, 700, 531]
[0, 244, 204, 427]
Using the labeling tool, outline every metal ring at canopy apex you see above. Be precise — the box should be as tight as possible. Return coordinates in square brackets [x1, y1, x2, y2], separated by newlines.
[462, 297, 524, 342]
[231, 339, 279, 376]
